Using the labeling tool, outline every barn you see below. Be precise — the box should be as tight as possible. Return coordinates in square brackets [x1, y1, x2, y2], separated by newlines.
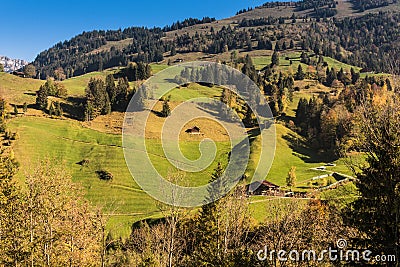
[246, 180, 280, 196]
[185, 126, 201, 134]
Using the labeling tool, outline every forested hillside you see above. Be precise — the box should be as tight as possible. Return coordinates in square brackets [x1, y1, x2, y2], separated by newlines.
[31, 0, 400, 79]
[351, 0, 397, 11]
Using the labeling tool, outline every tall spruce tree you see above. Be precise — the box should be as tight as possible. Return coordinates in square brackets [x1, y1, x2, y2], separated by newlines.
[192, 163, 226, 265]
[295, 64, 305, 80]
[36, 84, 49, 110]
[346, 95, 400, 259]
[161, 98, 171, 117]
[105, 74, 117, 107]
[271, 51, 280, 67]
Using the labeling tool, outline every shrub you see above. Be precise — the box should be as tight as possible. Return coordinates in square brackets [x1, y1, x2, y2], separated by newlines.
[96, 170, 113, 181]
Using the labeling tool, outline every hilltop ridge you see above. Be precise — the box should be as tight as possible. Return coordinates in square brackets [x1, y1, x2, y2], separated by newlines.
[30, 0, 400, 79]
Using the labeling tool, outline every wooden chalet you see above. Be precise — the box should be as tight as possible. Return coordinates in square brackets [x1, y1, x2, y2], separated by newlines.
[246, 180, 281, 196]
[185, 126, 201, 134]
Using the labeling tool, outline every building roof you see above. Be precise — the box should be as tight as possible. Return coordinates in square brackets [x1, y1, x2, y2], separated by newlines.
[246, 180, 280, 192]
[185, 126, 200, 133]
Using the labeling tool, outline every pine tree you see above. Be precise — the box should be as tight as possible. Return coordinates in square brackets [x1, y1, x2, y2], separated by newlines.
[36, 85, 49, 110]
[115, 77, 129, 109]
[326, 67, 337, 87]
[346, 96, 400, 260]
[282, 41, 287, 50]
[0, 98, 6, 118]
[386, 78, 393, 91]
[241, 54, 257, 82]
[192, 163, 226, 265]
[55, 101, 63, 117]
[289, 40, 295, 49]
[161, 98, 171, 117]
[295, 64, 305, 80]
[243, 106, 254, 127]
[171, 45, 177, 56]
[295, 98, 309, 134]
[105, 74, 117, 107]
[49, 102, 55, 117]
[350, 68, 359, 84]
[84, 101, 94, 121]
[13, 105, 18, 116]
[271, 51, 280, 67]
[84, 77, 110, 119]
[318, 55, 325, 65]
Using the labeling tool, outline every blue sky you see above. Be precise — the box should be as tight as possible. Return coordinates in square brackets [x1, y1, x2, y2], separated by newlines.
[1, 0, 269, 62]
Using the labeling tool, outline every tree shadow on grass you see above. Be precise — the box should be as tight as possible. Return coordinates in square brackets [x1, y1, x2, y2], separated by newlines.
[60, 97, 85, 120]
[283, 132, 339, 163]
[150, 109, 164, 118]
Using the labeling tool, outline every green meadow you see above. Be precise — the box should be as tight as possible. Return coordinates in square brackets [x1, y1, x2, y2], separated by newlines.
[3, 57, 358, 238]
[8, 115, 232, 237]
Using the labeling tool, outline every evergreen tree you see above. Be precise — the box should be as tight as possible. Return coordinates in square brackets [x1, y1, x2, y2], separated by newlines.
[55, 101, 63, 117]
[84, 77, 110, 120]
[13, 105, 18, 116]
[271, 51, 280, 67]
[84, 101, 94, 122]
[295, 64, 305, 80]
[282, 41, 287, 50]
[171, 45, 177, 56]
[337, 68, 345, 83]
[326, 67, 337, 87]
[161, 98, 171, 117]
[350, 68, 360, 84]
[386, 78, 393, 91]
[115, 77, 129, 109]
[346, 96, 400, 260]
[318, 55, 325, 65]
[289, 40, 295, 49]
[105, 74, 117, 107]
[241, 55, 257, 82]
[295, 97, 309, 133]
[243, 105, 254, 127]
[192, 163, 226, 265]
[49, 102, 55, 116]
[274, 42, 281, 51]
[36, 84, 49, 110]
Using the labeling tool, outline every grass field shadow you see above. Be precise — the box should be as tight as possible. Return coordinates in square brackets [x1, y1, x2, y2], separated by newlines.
[283, 132, 339, 163]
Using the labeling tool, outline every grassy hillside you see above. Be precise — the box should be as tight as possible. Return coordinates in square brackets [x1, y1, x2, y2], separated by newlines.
[2, 54, 361, 238]
[8, 115, 232, 237]
[60, 70, 115, 96]
[0, 72, 44, 105]
[248, 123, 352, 188]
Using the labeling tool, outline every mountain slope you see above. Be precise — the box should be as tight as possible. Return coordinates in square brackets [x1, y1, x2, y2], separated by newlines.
[31, 0, 400, 79]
